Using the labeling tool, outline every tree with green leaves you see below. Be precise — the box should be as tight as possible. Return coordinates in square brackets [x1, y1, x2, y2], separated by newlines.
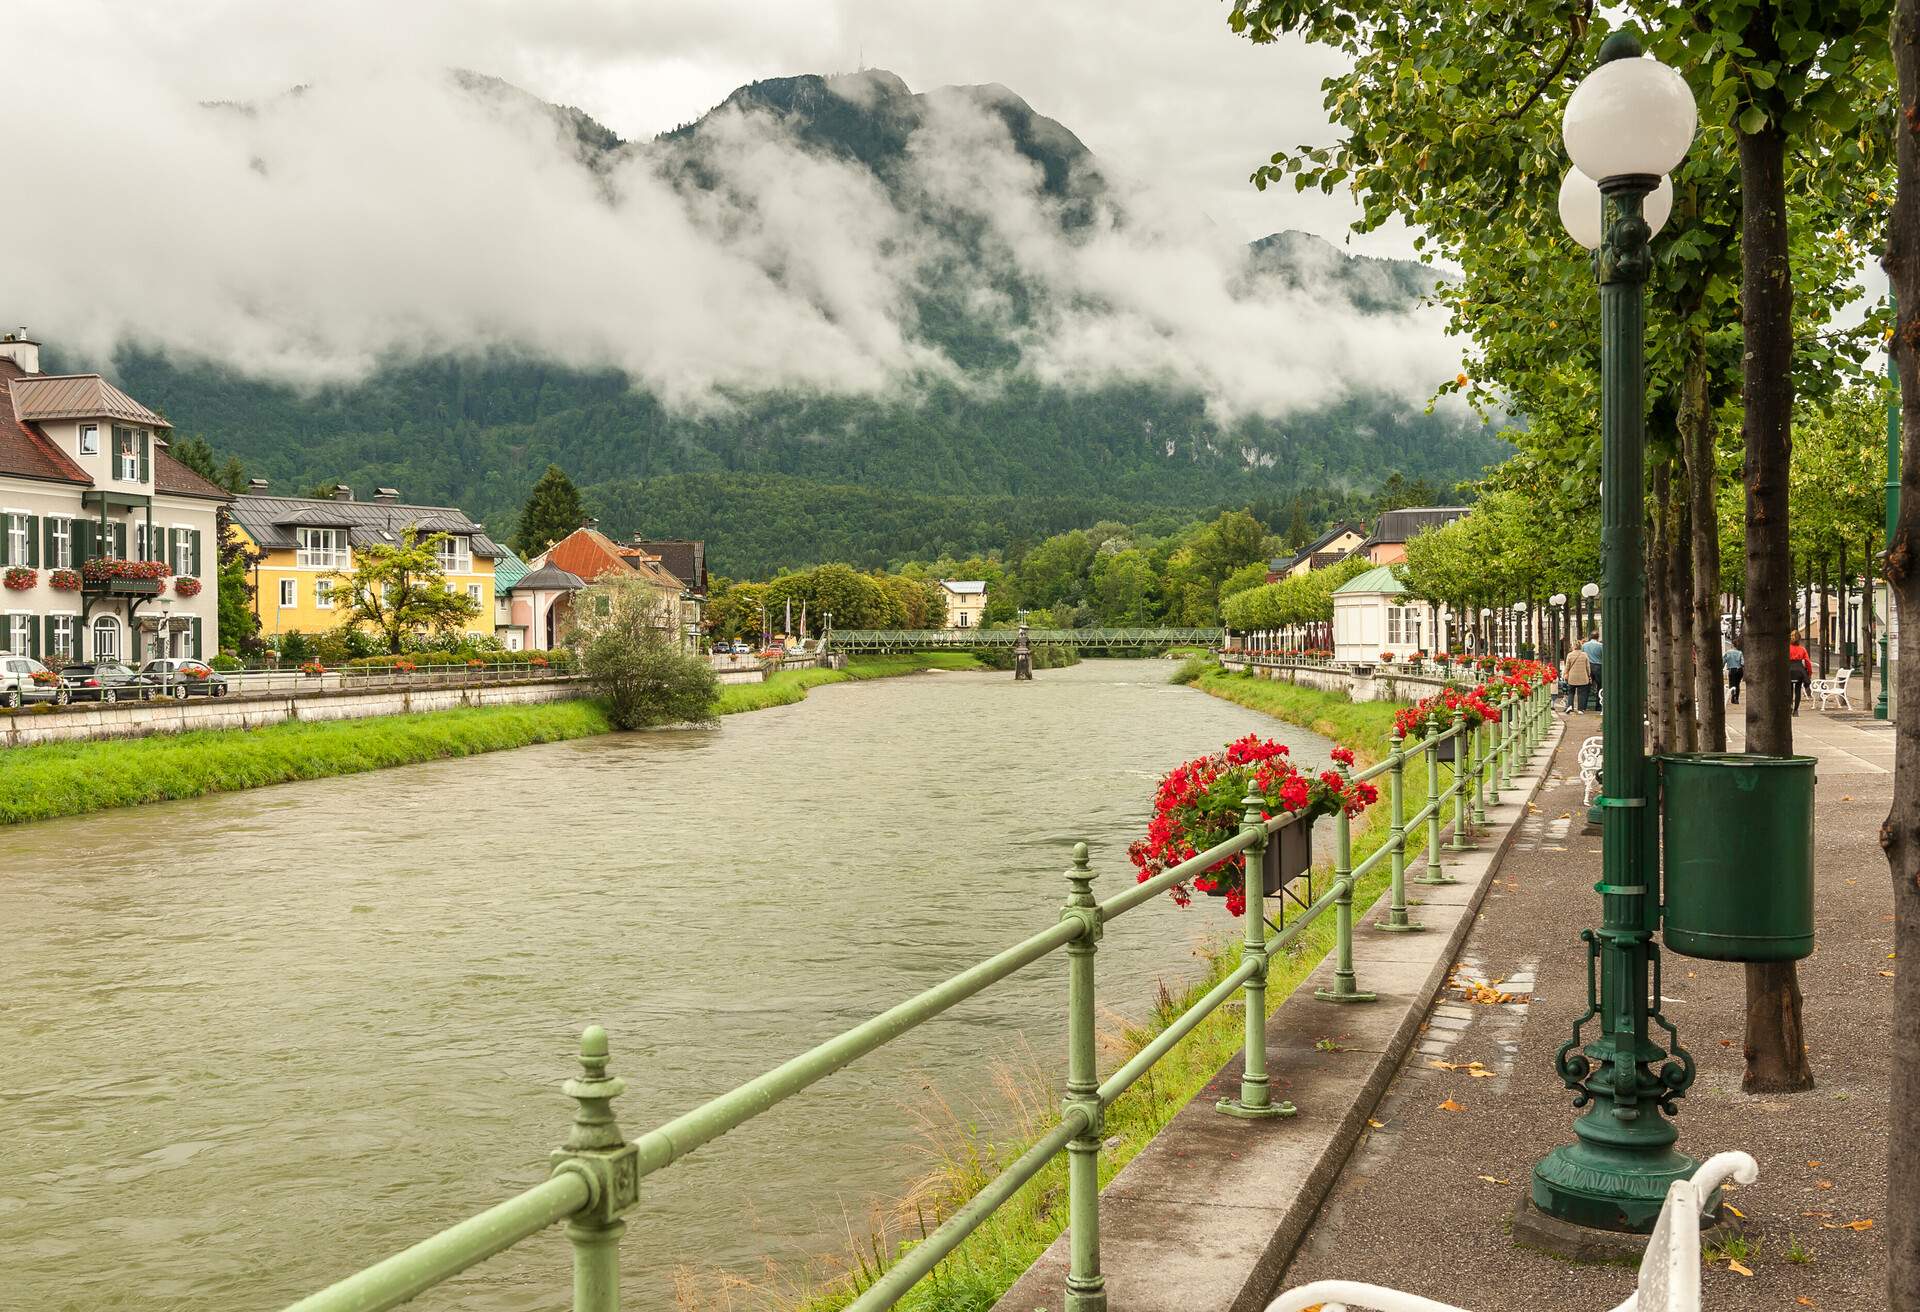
[567, 574, 718, 730]
[1226, 0, 1889, 1093]
[331, 528, 481, 654]
[512, 465, 586, 558]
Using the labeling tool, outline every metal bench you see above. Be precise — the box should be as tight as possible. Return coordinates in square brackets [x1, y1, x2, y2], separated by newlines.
[1578, 734, 1604, 807]
[1267, 1152, 1758, 1312]
[1810, 666, 1853, 712]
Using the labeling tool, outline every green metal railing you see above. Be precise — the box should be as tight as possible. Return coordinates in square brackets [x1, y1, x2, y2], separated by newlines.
[279, 684, 1550, 1312]
[831, 627, 1222, 652]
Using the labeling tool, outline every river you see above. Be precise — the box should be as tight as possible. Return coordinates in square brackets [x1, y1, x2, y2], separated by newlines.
[0, 659, 1333, 1309]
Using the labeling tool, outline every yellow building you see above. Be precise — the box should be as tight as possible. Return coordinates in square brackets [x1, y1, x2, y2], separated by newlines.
[229, 484, 502, 639]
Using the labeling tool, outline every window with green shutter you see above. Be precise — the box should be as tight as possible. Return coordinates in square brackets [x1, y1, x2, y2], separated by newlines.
[24, 515, 37, 569]
[139, 430, 150, 483]
[190, 529, 203, 577]
[191, 617, 203, 659]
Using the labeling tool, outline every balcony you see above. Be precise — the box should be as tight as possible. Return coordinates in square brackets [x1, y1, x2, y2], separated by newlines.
[81, 558, 170, 596]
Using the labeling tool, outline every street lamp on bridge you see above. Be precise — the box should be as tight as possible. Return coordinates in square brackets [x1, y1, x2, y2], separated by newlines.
[1580, 580, 1600, 646]
[1521, 30, 1700, 1246]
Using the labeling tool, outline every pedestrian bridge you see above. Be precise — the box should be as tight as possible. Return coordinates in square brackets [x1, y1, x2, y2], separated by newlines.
[829, 627, 1223, 652]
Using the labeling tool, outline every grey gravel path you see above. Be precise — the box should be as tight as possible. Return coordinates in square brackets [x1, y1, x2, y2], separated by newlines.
[1278, 709, 1894, 1312]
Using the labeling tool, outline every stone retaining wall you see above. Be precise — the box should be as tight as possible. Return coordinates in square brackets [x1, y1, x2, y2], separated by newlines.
[1, 678, 590, 748]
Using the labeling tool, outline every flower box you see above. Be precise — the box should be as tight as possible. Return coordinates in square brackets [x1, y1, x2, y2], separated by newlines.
[1263, 815, 1313, 894]
[3, 566, 37, 591]
[49, 569, 82, 592]
[175, 576, 202, 598]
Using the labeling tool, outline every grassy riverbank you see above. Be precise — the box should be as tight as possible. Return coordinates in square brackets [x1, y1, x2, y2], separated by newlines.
[763, 675, 1428, 1312]
[0, 653, 984, 826]
[0, 700, 617, 825]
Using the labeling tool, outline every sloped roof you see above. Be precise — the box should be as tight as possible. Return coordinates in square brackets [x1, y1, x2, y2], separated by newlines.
[152, 450, 233, 501]
[514, 563, 585, 591]
[1275, 521, 1364, 573]
[493, 549, 529, 593]
[1332, 566, 1408, 596]
[941, 579, 987, 595]
[229, 494, 501, 556]
[546, 527, 685, 591]
[634, 539, 706, 593]
[10, 374, 170, 427]
[1367, 507, 1468, 546]
[0, 359, 90, 484]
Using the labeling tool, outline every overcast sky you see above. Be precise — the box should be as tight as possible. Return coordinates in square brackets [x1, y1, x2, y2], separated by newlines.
[8, 1, 1464, 411]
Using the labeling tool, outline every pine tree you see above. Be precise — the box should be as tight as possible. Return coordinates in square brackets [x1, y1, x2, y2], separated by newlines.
[513, 465, 586, 557]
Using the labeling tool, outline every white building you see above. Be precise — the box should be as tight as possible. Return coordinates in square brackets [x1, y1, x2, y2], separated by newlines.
[939, 579, 987, 630]
[1332, 566, 1439, 663]
[0, 330, 228, 664]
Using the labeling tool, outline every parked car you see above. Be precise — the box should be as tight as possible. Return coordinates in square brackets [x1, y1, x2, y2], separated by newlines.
[0, 654, 65, 708]
[138, 657, 231, 698]
[59, 661, 152, 704]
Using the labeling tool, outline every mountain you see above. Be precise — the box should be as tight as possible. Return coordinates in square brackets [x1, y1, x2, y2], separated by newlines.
[86, 70, 1506, 576]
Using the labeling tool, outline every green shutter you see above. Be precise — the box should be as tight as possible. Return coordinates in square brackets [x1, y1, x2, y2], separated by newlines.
[139, 431, 150, 482]
[42, 616, 55, 662]
[190, 529, 203, 577]
[191, 617, 203, 659]
[0, 518, 9, 567]
[75, 519, 92, 562]
[27, 617, 39, 661]
[24, 516, 37, 569]
[41, 517, 54, 568]
[113, 523, 126, 557]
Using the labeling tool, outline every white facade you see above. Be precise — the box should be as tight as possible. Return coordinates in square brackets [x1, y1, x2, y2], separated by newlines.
[1332, 590, 1433, 663]
[940, 580, 987, 630]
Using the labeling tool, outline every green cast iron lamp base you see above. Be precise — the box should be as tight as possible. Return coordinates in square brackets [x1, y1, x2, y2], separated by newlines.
[1374, 918, 1426, 934]
[1314, 986, 1378, 1004]
[1530, 1141, 1700, 1234]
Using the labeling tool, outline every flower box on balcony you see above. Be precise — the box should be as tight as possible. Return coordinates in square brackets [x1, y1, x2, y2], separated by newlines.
[81, 557, 171, 595]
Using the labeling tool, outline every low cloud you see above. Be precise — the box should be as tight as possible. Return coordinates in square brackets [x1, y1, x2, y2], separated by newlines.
[6, 3, 1464, 420]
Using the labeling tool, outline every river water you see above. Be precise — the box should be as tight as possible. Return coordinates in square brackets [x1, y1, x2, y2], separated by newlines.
[0, 659, 1332, 1310]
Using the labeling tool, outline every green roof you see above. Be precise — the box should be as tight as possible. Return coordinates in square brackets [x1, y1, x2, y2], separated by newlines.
[493, 549, 529, 593]
[1332, 566, 1407, 596]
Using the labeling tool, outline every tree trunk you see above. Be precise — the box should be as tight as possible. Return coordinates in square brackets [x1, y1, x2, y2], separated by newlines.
[1820, 551, 1832, 676]
[1682, 341, 1728, 751]
[1738, 92, 1814, 1093]
[1671, 470, 1699, 755]
[1885, 6, 1920, 1303]
[1866, 536, 1877, 695]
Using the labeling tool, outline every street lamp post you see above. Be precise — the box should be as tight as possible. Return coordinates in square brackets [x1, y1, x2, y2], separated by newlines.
[1512, 599, 1528, 658]
[1580, 581, 1600, 650]
[1524, 31, 1701, 1242]
[1549, 593, 1568, 663]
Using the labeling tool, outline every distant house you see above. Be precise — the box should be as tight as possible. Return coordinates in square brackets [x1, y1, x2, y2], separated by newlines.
[0, 330, 229, 664]
[1266, 522, 1366, 583]
[1332, 565, 1431, 662]
[518, 526, 691, 649]
[230, 484, 502, 641]
[491, 549, 529, 649]
[1361, 507, 1469, 565]
[939, 579, 987, 629]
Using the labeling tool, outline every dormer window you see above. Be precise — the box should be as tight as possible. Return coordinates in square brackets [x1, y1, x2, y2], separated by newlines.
[78, 424, 98, 455]
[113, 427, 144, 481]
[435, 534, 472, 574]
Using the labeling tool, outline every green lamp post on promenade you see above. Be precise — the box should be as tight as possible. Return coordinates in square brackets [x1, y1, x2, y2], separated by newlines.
[1522, 32, 1704, 1241]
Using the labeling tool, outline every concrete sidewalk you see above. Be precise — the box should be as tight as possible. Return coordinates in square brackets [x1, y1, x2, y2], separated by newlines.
[1276, 709, 1894, 1310]
[994, 721, 1563, 1312]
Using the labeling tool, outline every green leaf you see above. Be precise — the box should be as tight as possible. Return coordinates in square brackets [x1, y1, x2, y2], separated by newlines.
[1739, 106, 1769, 135]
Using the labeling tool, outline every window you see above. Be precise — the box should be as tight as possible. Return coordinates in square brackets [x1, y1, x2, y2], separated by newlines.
[956, 612, 970, 628]
[7, 615, 29, 654]
[91, 616, 118, 660]
[278, 578, 296, 608]
[50, 615, 75, 662]
[78, 424, 98, 455]
[314, 579, 334, 609]
[5, 515, 25, 563]
[173, 530, 195, 577]
[1386, 607, 1402, 645]
[467, 583, 482, 607]
[115, 428, 139, 481]
[297, 528, 347, 570]
[51, 518, 71, 569]
[435, 535, 472, 575]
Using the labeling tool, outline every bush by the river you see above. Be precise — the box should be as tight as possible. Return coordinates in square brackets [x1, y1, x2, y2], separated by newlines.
[1169, 653, 1219, 685]
[569, 578, 717, 729]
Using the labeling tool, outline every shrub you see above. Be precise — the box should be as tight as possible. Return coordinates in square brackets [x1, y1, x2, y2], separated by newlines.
[210, 653, 244, 672]
[569, 579, 717, 729]
[277, 630, 315, 664]
[1170, 654, 1218, 686]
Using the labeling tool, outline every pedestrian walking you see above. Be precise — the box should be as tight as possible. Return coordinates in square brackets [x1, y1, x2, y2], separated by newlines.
[1562, 642, 1593, 712]
[1788, 632, 1812, 715]
[1581, 631, 1603, 711]
[1723, 641, 1744, 705]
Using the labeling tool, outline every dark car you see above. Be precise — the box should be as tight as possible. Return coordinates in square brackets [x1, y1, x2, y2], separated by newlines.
[60, 661, 152, 704]
[138, 658, 231, 699]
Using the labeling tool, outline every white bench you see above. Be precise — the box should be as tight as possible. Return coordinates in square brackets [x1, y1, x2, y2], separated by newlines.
[1810, 666, 1853, 712]
[1577, 735, 1604, 807]
[1267, 1152, 1759, 1312]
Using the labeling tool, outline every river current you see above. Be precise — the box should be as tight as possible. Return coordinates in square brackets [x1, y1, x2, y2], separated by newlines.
[0, 659, 1332, 1309]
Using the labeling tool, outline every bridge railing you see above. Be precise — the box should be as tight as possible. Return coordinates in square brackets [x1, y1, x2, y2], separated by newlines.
[832, 627, 1223, 650]
[276, 683, 1552, 1312]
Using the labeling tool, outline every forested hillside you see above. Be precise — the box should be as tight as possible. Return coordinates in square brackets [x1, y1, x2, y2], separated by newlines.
[82, 67, 1508, 571]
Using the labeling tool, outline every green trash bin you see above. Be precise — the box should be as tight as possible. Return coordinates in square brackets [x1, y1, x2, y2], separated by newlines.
[1658, 753, 1816, 962]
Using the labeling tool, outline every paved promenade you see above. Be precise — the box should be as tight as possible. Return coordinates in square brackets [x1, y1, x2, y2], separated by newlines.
[1278, 708, 1894, 1310]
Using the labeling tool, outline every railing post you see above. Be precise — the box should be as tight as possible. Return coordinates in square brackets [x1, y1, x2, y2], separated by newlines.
[1059, 843, 1107, 1312]
[551, 1027, 641, 1312]
[1379, 729, 1422, 930]
[1447, 710, 1472, 851]
[1315, 765, 1376, 1004]
[1420, 723, 1461, 879]
[1500, 691, 1518, 791]
[1219, 792, 1295, 1119]
[1470, 716, 1490, 825]
[1487, 695, 1507, 807]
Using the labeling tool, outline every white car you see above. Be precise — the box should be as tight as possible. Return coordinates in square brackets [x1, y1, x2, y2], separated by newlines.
[0, 654, 64, 709]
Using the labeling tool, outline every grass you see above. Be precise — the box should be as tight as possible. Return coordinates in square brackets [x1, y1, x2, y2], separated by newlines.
[0, 652, 983, 826]
[0, 700, 616, 825]
[706, 674, 1440, 1312]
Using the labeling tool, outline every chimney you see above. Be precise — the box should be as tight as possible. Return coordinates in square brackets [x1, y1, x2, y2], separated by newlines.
[332, 484, 353, 502]
[583, 516, 599, 529]
[373, 487, 399, 503]
[0, 326, 41, 375]
[246, 478, 270, 495]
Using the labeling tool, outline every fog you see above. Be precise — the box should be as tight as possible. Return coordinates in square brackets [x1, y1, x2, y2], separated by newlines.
[6, 4, 1464, 419]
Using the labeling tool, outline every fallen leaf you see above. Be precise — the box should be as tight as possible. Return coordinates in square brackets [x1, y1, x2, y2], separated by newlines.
[1882, 970, 1897, 978]
[1726, 1204, 1745, 1219]
[1807, 1161, 1822, 1168]
[1842, 794, 1854, 802]
[1721, 1039, 1734, 1047]
[1439, 1097, 1465, 1112]
[1802, 1210, 1833, 1218]
[1429, 1059, 1462, 1072]
[1821, 1219, 1874, 1231]
[1367, 1118, 1387, 1129]
[1476, 1174, 1513, 1184]
[1728, 1260, 1753, 1277]
[1845, 878, 1857, 887]
[1467, 1066, 1497, 1078]
[1817, 1180, 1834, 1190]
[1687, 970, 1698, 979]
[1797, 1298, 1817, 1307]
